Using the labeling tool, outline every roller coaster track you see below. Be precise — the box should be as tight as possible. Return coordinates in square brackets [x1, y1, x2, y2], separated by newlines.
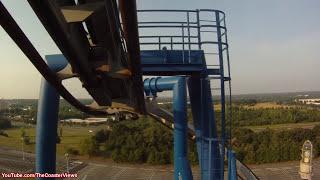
[0, 0, 146, 116]
[0, 2, 105, 116]
[146, 99, 196, 140]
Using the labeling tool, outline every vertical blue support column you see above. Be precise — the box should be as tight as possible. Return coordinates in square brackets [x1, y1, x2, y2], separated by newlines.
[228, 150, 237, 180]
[172, 77, 192, 180]
[36, 79, 60, 175]
[188, 76, 221, 180]
[36, 55, 68, 178]
[144, 77, 192, 180]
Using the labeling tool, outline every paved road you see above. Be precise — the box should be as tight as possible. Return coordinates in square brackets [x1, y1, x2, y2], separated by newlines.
[249, 159, 319, 180]
[76, 163, 201, 180]
[0, 148, 200, 180]
[77, 159, 320, 180]
[0, 148, 35, 173]
[1, 147, 319, 180]
[0, 148, 77, 177]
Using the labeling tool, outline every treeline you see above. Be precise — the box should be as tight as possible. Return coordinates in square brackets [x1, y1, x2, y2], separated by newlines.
[0, 100, 89, 122]
[233, 126, 320, 164]
[215, 106, 320, 127]
[58, 106, 88, 120]
[79, 117, 198, 165]
[76, 116, 320, 165]
[160, 102, 320, 127]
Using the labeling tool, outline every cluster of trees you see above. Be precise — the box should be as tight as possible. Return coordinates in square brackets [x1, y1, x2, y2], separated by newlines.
[4, 99, 320, 165]
[161, 102, 320, 127]
[0, 117, 11, 129]
[74, 102, 320, 165]
[79, 117, 198, 165]
[232, 126, 320, 164]
[0, 112, 12, 137]
[77, 117, 320, 165]
[215, 106, 320, 127]
[58, 100, 91, 120]
[1, 100, 89, 123]
[59, 106, 88, 120]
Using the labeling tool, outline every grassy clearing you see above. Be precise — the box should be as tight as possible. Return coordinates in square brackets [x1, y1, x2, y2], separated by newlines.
[0, 125, 106, 155]
[243, 102, 291, 109]
[214, 102, 293, 111]
[244, 121, 320, 132]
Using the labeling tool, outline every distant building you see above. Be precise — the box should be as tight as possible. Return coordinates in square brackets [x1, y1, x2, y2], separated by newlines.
[22, 106, 32, 111]
[60, 118, 108, 125]
[60, 114, 136, 125]
[296, 98, 320, 106]
[297, 94, 309, 97]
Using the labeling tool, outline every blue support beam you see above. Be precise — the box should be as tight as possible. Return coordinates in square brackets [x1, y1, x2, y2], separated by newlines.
[228, 150, 237, 180]
[140, 50, 222, 76]
[188, 76, 222, 180]
[36, 56, 68, 179]
[144, 77, 193, 180]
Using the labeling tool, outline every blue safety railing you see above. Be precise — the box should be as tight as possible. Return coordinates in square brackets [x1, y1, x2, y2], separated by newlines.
[137, 9, 229, 65]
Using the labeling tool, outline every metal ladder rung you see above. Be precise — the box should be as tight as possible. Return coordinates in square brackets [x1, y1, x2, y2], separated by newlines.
[200, 30, 217, 33]
[224, 77, 231, 81]
[203, 137, 220, 142]
[208, 76, 231, 81]
[205, 53, 219, 55]
[208, 76, 220, 80]
[199, 19, 216, 23]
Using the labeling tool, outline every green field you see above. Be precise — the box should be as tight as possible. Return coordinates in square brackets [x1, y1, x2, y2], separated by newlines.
[245, 121, 320, 132]
[0, 125, 106, 155]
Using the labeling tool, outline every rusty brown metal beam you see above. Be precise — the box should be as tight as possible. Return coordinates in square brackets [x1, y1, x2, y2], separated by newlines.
[2, 0, 146, 115]
[119, 0, 146, 114]
[27, 0, 116, 106]
[0, 1, 107, 116]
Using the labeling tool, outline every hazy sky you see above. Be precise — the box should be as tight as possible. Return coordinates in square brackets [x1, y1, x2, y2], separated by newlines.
[0, 0, 320, 99]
